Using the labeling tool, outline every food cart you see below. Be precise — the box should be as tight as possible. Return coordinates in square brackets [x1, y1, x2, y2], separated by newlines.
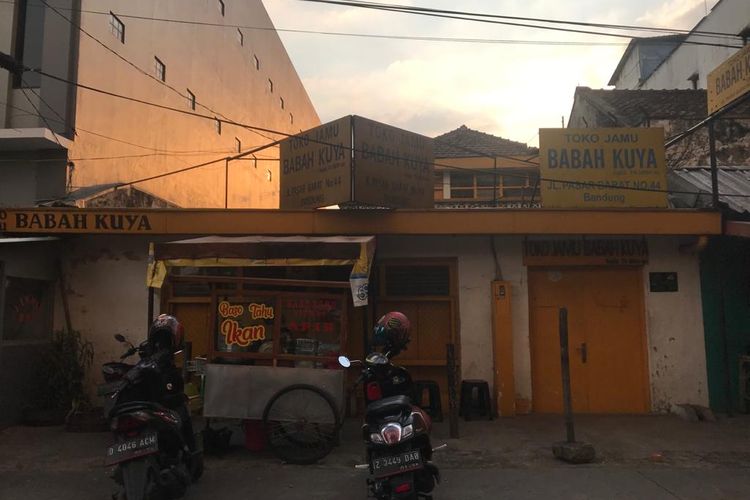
[145, 235, 375, 462]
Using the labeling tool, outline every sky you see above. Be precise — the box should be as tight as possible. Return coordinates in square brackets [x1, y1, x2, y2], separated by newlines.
[263, 0, 718, 147]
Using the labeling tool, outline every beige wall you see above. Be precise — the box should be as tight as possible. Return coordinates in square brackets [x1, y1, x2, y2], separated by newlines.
[69, 0, 319, 208]
[2, 0, 319, 208]
[62, 233, 707, 411]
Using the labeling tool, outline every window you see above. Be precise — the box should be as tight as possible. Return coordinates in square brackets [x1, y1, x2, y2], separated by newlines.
[215, 118, 222, 135]
[237, 28, 243, 46]
[280, 97, 284, 110]
[268, 79, 273, 93]
[235, 137, 241, 153]
[109, 12, 125, 43]
[446, 170, 538, 201]
[290, 113, 294, 125]
[265, 169, 272, 182]
[253, 55, 260, 70]
[384, 265, 451, 296]
[154, 57, 166, 82]
[218, 0, 225, 16]
[187, 89, 196, 110]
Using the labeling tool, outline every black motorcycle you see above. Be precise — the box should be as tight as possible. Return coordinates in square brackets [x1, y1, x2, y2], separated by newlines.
[339, 352, 442, 500]
[101, 334, 202, 500]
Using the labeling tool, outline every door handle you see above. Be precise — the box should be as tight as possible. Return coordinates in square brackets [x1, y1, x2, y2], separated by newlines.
[576, 342, 587, 363]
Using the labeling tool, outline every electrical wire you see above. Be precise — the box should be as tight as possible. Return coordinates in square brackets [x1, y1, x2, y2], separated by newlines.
[8, 69, 748, 199]
[5, 0, 740, 46]
[296, 0, 743, 49]
[36, 0, 279, 143]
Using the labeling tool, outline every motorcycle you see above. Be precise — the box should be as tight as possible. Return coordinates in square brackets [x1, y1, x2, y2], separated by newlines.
[101, 334, 202, 500]
[339, 351, 442, 500]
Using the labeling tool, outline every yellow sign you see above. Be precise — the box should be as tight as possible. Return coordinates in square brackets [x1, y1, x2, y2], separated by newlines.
[708, 43, 750, 114]
[279, 116, 353, 209]
[539, 128, 667, 208]
[0, 209, 164, 233]
[523, 238, 648, 266]
[353, 116, 434, 209]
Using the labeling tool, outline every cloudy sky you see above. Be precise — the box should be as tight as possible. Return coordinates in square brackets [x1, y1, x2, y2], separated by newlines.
[264, 0, 717, 146]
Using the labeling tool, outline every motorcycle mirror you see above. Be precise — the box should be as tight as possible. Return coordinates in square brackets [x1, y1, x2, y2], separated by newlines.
[338, 355, 351, 368]
[114, 334, 126, 343]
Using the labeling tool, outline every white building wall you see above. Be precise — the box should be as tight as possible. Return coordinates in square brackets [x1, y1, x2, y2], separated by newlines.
[644, 237, 709, 410]
[641, 0, 750, 90]
[62, 234, 707, 411]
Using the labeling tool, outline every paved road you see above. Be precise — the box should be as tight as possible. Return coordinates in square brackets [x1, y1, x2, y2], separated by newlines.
[3, 463, 750, 499]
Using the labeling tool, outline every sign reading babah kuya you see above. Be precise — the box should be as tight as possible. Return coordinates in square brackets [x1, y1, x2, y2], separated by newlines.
[353, 116, 434, 209]
[539, 128, 667, 208]
[707, 43, 750, 114]
[279, 116, 353, 209]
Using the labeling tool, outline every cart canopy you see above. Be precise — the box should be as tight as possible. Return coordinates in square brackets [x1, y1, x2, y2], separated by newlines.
[146, 235, 375, 306]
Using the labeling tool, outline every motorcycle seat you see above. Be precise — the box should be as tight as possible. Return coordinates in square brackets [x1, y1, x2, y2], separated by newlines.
[366, 395, 412, 419]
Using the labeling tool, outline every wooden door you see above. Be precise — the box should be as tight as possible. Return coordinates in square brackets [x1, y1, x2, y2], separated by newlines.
[529, 268, 649, 413]
[169, 302, 212, 360]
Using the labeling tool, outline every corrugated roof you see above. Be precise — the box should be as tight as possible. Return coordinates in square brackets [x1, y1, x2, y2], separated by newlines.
[669, 167, 750, 214]
[433, 125, 537, 158]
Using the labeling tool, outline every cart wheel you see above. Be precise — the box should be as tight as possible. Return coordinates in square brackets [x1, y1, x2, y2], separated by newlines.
[263, 384, 340, 464]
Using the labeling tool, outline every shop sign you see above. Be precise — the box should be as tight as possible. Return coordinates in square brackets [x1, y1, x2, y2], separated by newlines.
[523, 238, 649, 266]
[280, 297, 342, 357]
[279, 115, 434, 209]
[707, 43, 750, 114]
[539, 128, 667, 208]
[216, 299, 275, 351]
[353, 116, 434, 209]
[279, 116, 353, 209]
[0, 209, 162, 233]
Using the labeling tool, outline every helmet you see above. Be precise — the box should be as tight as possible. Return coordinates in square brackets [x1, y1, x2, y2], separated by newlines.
[148, 314, 184, 351]
[373, 311, 411, 355]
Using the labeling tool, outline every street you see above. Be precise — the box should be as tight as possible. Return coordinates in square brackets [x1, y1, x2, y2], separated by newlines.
[3, 415, 750, 499]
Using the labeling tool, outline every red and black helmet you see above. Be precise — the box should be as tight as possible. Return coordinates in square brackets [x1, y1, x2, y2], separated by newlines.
[148, 314, 184, 351]
[373, 311, 411, 355]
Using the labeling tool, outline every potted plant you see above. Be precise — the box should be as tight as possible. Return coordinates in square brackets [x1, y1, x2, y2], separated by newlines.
[24, 329, 97, 429]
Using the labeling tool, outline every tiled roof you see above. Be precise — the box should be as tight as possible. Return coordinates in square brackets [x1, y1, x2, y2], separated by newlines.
[433, 125, 538, 158]
[574, 87, 709, 126]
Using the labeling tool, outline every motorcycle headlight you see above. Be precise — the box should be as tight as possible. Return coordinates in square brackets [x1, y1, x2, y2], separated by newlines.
[381, 423, 403, 445]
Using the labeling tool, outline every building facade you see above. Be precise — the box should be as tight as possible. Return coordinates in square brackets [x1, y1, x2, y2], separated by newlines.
[1, 0, 320, 208]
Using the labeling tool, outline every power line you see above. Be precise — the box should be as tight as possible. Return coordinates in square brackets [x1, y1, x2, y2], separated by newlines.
[36, 0, 278, 143]
[6, 0, 740, 46]
[0, 98, 236, 157]
[297, 0, 743, 49]
[3, 60, 745, 200]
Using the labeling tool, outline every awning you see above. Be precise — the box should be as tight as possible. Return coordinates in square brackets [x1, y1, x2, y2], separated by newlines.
[146, 235, 375, 306]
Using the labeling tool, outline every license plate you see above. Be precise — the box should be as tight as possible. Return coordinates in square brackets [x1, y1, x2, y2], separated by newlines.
[372, 449, 422, 478]
[106, 432, 158, 465]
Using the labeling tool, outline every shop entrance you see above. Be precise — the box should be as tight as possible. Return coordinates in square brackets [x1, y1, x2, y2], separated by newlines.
[529, 267, 649, 413]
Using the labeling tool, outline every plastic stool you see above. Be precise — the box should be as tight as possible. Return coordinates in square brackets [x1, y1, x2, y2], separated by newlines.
[459, 379, 492, 421]
[412, 380, 443, 422]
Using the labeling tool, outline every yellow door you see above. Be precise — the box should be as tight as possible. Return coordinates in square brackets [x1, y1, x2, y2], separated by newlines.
[169, 302, 212, 360]
[529, 268, 649, 414]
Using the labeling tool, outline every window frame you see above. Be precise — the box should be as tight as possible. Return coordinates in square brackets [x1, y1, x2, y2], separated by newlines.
[187, 89, 196, 111]
[109, 12, 125, 43]
[218, 0, 225, 17]
[215, 118, 222, 135]
[253, 55, 260, 70]
[154, 56, 166, 82]
[237, 28, 243, 46]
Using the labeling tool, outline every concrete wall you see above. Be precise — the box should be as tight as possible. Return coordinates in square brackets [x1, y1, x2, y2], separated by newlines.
[641, 0, 750, 90]
[56, 235, 156, 385]
[644, 237, 709, 410]
[1, 0, 320, 208]
[67, 0, 320, 208]
[58, 233, 707, 412]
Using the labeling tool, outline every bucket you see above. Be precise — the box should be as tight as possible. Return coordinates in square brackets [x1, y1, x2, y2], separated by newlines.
[243, 419, 266, 451]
